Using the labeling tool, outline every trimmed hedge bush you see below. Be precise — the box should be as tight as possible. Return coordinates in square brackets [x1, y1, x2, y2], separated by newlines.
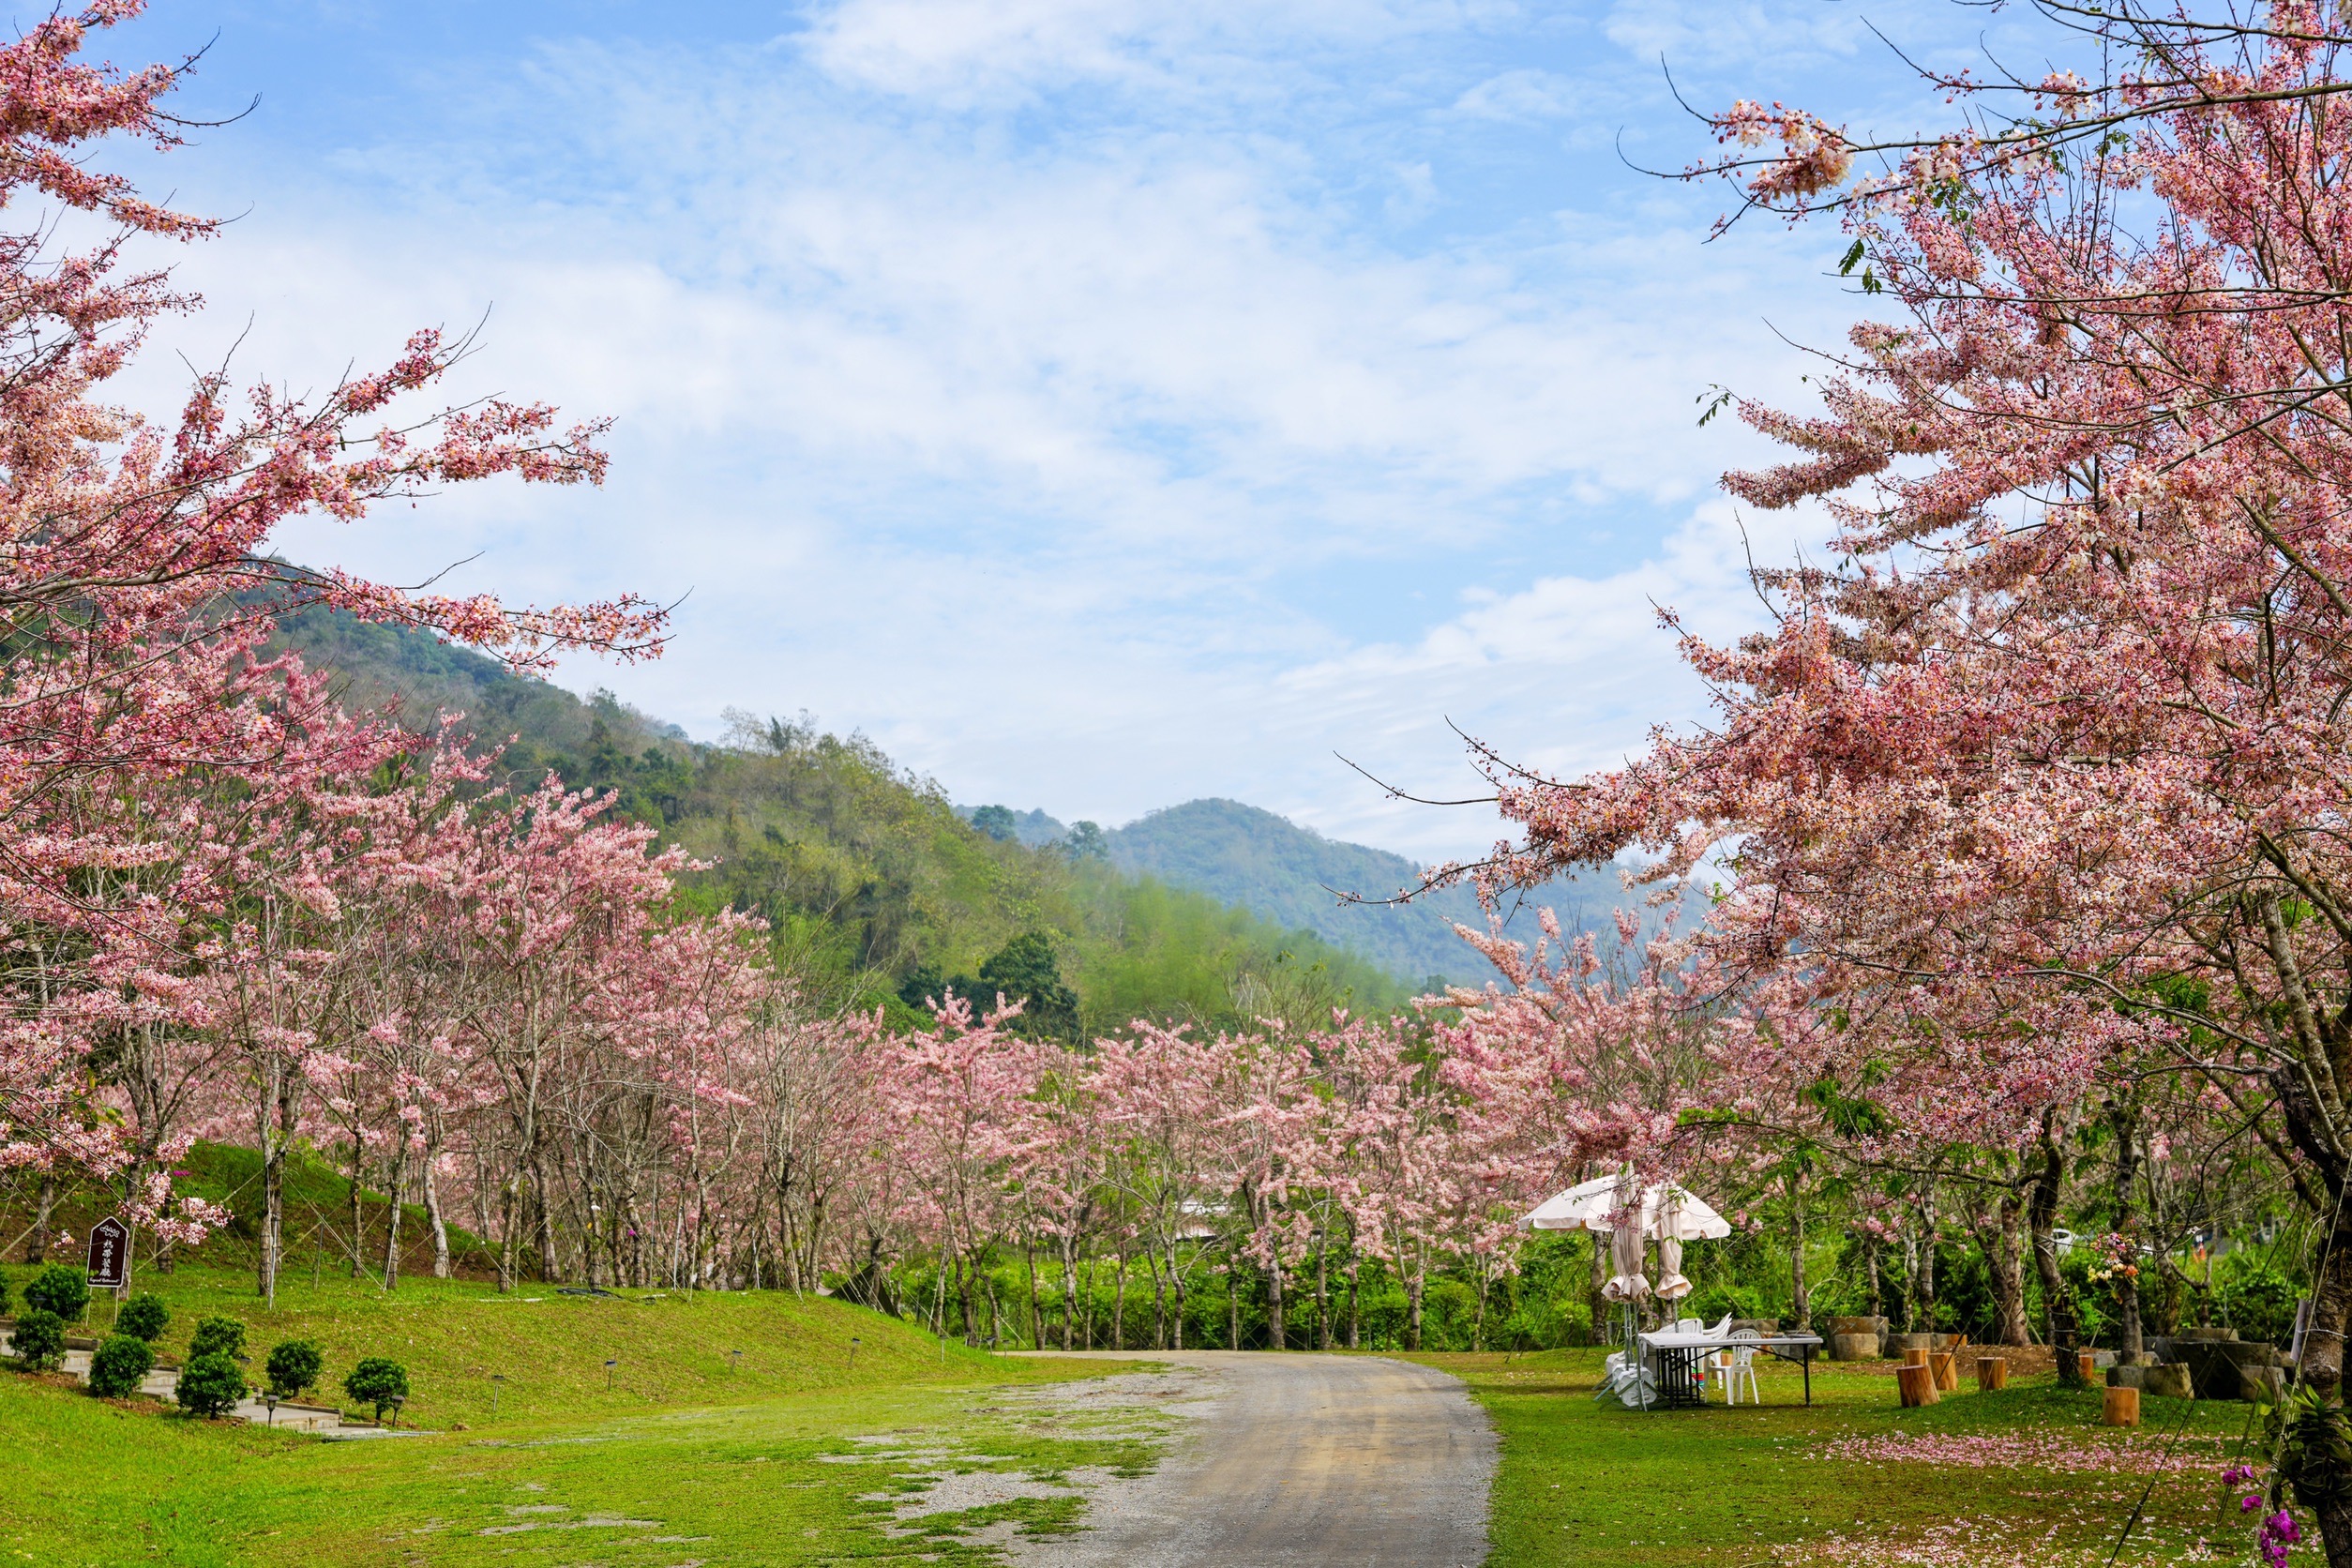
[175, 1352, 245, 1417]
[86, 1334, 154, 1398]
[264, 1338, 323, 1400]
[9, 1307, 64, 1370]
[20, 1263, 88, 1321]
[343, 1357, 409, 1423]
[187, 1315, 246, 1362]
[114, 1293, 168, 1343]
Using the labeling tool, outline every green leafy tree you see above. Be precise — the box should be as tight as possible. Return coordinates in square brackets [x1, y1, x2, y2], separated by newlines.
[344, 1357, 410, 1423]
[86, 1334, 154, 1398]
[970, 804, 1018, 842]
[9, 1308, 64, 1369]
[265, 1338, 324, 1400]
[175, 1353, 246, 1417]
[20, 1263, 88, 1321]
[1060, 821, 1108, 860]
[188, 1315, 247, 1362]
[114, 1293, 168, 1343]
[977, 932, 1080, 1041]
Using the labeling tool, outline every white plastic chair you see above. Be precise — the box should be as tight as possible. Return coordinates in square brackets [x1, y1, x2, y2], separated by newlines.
[1717, 1328, 1761, 1405]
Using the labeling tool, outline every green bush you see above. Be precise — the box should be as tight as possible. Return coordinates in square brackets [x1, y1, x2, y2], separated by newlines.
[343, 1357, 409, 1423]
[187, 1315, 246, 1362]
[2219, 1261, 2300, 1344]
[174, 1352, 246, 1417]
[86, 1334, 154, 1398]
[264, 1338, 323, 1400]
[8, 1307, 64, 1369]
[114, 1293, 168, 1343]
[20, 1263, 88, 1321]
[0, 1268, 10, 1317]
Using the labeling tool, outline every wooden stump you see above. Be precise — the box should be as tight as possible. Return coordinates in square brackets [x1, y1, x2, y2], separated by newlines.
[1903, 1347, 1929, 1367]
[2103, 1385, 2141, 1427]
[1931, 1351, 1959, 1392]
[1977, 1356, 2009, 1392]
[2078, 1351, 2098, 1383]
[1897, 1363, 1940, 1408]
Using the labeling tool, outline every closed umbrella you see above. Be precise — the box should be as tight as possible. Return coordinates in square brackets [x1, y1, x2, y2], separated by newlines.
[1602, 1178, 1651, 1301]
[1654, 1198, 1693, 1303]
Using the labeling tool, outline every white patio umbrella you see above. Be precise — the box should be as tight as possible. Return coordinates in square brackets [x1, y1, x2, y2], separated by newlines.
[1521, 1174, 1732, 1240]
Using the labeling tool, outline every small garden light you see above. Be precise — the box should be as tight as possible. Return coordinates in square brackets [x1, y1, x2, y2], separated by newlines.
[388, 1393, 405, 1429]
[605, 1357, 617, 1390]
[490, 1372, 505, 1416]
[729, 1349, 742, 1374]
[851, 1336, 861, 1370]
[263, 1392, 279, 1426]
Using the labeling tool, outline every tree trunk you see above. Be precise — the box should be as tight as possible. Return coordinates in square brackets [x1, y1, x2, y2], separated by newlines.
[257, 1066, 294, 1305]
[1265, 1258, 1286, 1350]
[1169, 1251, 1188, 1349]
[381, 1140, 406, 1290]
[348, 1136, 367, 1278]
[1790, 1184, 1810, 1332]
[497, 1170, 520, 1294]
[2108, 1100, 2145, 1361]
[1113, 1249, 1128, 1351]
[26, 1170, 53, 1264]
[423, 1149, 453, 1280]
[1229, 1262, 1243, 1349]
[1406, 1267, 1425, 1351]
[1991, 1189, 2032, 1347]
[1912, 1192, 1938, 1334]
[1316, 1244, 1330, 1351]
[1062, 1236, 1080, 1351]
[1347, 1259, 1361, 1349]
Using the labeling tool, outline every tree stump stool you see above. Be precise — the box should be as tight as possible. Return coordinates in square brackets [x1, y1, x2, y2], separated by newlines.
[1903, 1347, 1930, 1368]
[2103, 1385, 2141, 1427]
[1930, 1350, 1958, 1391]
[1977, 1356, 2009, 1392]
[2078, 1351, 2098, 1383]
[1897, 1362, 1940, 1408]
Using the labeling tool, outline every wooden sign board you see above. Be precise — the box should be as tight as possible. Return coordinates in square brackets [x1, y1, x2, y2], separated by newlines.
[84, 1215, 129, 1289]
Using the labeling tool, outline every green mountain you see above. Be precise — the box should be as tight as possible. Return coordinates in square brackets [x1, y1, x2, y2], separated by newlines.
[1101, 799, 1643, 988]
[272, 604, 1412, 1034]
[946, 798, 1672, 991]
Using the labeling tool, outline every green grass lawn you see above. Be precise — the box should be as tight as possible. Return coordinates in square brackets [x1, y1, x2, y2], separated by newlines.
[1, 1269, 2302, 1568]
[1, 1262, 1168, 1567]
[1425, 1349, 2271, 1567]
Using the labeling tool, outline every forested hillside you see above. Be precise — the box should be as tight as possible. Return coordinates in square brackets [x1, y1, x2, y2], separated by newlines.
[276, 604, 1410, 1033]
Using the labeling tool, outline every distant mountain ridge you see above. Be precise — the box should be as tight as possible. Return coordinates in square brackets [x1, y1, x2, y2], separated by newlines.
[960, 796, 1663, 988]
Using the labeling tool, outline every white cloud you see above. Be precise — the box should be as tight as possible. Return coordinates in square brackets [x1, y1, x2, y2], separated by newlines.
[112, 0, 1975, 863]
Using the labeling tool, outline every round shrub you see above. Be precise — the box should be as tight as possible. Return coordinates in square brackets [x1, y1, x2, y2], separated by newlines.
[343, 1357, 409, 1423]
[264, 1338, 323, 1400]
[114, 1292, 168, 1343]
[86, 1334, 154, 1398]
[9, 1307, 65, 1370]
[20, 1263, 89, 1322]
[175, 1352, 246, 1417]
[187, 1315, 246, 1362]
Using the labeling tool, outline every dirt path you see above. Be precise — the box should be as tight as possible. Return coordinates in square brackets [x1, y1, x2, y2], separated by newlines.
[1007, 1350, 1495, 1567]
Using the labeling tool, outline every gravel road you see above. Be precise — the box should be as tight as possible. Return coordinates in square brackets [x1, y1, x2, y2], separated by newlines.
[1008, 1350, 1495, 1567]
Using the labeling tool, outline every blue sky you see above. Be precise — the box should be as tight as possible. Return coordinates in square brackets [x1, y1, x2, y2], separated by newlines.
[96, 0, 2033, 861]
